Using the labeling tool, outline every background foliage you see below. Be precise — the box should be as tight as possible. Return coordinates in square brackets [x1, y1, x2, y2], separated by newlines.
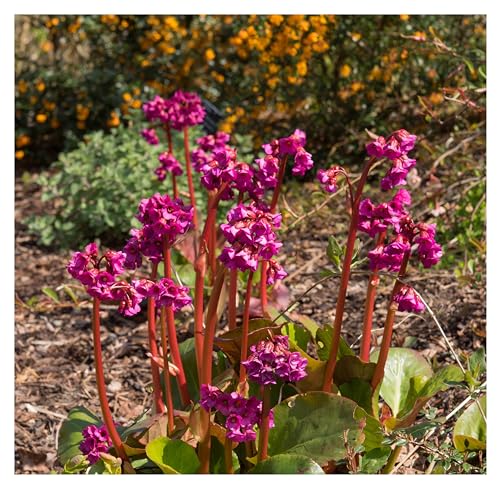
[16, 15, 485, 271]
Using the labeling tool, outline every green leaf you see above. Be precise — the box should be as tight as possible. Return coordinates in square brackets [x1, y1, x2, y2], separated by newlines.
[267, 392, 365, 465]
[209, 436, 240, 474]
[359, 447, 391, 474]
[145, 437, 200, 474]
[57, 406, 101, 466]
[62, 454, 90, 474]
[453, 395, 486, 452]
[316, 325, 354, 362]
[41, 286, 60, 303]
[371, 348, 433, 418]
[469, 347, 486, 379]
[250, 454, 325, 474]
[281, 322, 311, 352]
[418, 364, 464, 399]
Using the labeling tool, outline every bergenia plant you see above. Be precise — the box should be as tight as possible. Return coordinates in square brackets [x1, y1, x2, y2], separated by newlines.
[60, 90, 466, 475]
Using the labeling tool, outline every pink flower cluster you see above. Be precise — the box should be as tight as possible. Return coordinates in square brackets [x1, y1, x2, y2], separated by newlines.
[67, 243, 191, 316]
[200, 385, 273, 443]
[242, 335, 308, 385]
[358, 189, 412, 237]
[123, 193, 193, 268]
[167, 90, 206, 130]
[366, 129, 417, 191]
[261, 129, 314, 177]
[155, 152, 183, 181]
[191, 131, 231, 171]
[141, 90, 205, 145]
[140, 128, 159, 146]
[79, 424, 112, 465]
[199, 146, 255, 200]
[218, 203, 286, 282]
[393, 285, 425, 313]
[317, 166, 344, 193]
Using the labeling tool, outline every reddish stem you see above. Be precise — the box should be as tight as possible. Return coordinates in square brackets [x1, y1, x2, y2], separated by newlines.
[258, 386, 271, 462]
[359, 231, 386, 362]
[322, 157, 376, 392]
[239, 271, 254, 383]
[224, 437, 234, 473]
[92, 299, 130, 465]
[183, 126, 198, 230]
[228, 269, 238, 330]
[193, 184, 228, 379]
[165, 124, 178, 199]
[260, 155, 288, 315]
[148, 263, 165, 413]
[198, 267, 227, 473]
[163, 241, 190, 406]
[160, 306, 175, 435]
[371, 251, 411, 391]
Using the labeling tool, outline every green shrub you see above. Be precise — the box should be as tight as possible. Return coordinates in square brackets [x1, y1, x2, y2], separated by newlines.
[26, 124, 198, 250]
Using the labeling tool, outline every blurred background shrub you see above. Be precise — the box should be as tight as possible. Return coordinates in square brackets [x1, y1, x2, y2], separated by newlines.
[16, 15, 485, 273]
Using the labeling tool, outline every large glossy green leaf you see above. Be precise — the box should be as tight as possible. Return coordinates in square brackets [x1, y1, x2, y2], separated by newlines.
[250, 454, 325, 474]
[267, 392, 365, 465]
[145, 437, 200, 474]
[453, 395, 486, 452]
[57, 406, 101, 465]
[371, 348, 433, 418]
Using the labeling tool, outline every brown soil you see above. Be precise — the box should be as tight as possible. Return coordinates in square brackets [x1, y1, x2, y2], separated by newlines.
[14, 176, 485, 474]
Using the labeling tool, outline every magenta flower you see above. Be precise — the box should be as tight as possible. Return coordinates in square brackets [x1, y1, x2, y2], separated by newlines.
[123, 194, 193, 266]
[155, 152, 183, 181]
[415, 223, 443, 268]
[142, 95, 170, 123]
[219, 202, 284, 273]
[167, 90, 205, 130]
[292, 148, 314, 176]
[393, 285, 425, 313]
[266, 259, 288, 285]
[199, 385, 271, 443]
[140, 128, 159, 145]
[380, 155, 417, 191]
[366, 136, 387, 158]
[151, 278, 192, 311]
[317, 166, 344, 193]
[358, 190, 411, 238]
[79, 424, 112, 464]
[383, 129, 417, 160]
[242, 335, 308, 385]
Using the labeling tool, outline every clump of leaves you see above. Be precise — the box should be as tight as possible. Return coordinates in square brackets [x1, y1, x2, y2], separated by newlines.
[26, 124, 201, 250]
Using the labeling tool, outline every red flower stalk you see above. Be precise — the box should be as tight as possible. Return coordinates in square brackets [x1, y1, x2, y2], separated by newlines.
[371, 251, 411, 391]
[91, 299, 131, 466]
[183, 126, 199, 232]
[162, 239, 190, 406]
[147, 263, 165, 413]
[198, 267, 227, 473]
[239, 271, 254, 383]
[159, 305, 175, 435]
[359, 231, 386, 362]
[258, 386, 272, 462]
[322, 157, 377, 392]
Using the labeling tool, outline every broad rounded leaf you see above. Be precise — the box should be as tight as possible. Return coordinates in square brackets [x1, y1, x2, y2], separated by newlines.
[146, 437, 200, 474]
[250, 454, 325, 474]
[453, 395, 486, 452]
[371, 348, 432, 418]
[57, 406, 101, 465]
[267, 392, 365, 465]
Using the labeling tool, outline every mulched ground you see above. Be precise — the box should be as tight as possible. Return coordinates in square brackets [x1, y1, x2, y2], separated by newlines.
[14, 175, 486, 474]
